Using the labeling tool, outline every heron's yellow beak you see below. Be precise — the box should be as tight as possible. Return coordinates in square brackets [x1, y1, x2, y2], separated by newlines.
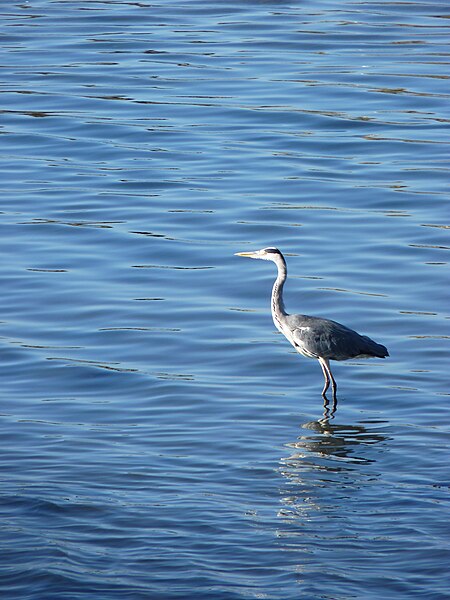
[234, 251, 256, 257]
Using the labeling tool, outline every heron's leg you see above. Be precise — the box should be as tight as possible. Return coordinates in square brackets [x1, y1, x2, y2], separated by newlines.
[325, 359, 337, 400]
[319, 358, 337, 401]
[318, 357, 330, 398]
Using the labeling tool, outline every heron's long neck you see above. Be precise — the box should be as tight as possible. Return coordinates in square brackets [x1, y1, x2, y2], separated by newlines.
[271, 257, 288, 326]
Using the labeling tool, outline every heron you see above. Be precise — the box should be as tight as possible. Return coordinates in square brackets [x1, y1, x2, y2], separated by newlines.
[235, 247, 389, 400]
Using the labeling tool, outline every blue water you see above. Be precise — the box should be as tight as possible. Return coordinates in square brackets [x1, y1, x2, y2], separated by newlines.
[1, 1, 449, 598]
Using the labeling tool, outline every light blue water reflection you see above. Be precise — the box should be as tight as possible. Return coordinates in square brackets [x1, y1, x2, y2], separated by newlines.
[1, 1, 449, 598]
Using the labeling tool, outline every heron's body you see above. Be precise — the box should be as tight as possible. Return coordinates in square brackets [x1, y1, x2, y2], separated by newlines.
[235, 247, 388, 399]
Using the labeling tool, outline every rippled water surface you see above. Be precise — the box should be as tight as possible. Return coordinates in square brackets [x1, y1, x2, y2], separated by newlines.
[1, 1, 449, 598]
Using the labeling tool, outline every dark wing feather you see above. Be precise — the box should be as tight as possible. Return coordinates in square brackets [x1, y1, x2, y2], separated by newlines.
[287, 314, 389, 361]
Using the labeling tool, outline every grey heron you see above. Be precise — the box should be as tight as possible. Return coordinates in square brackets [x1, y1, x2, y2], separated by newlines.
[235, 247, 389, 400]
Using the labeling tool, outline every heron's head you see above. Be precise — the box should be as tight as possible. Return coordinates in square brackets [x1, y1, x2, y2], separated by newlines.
[235, 247, 283, 261]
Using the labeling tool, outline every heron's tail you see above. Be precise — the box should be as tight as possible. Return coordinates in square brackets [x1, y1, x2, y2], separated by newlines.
[362, 336, 389, 358]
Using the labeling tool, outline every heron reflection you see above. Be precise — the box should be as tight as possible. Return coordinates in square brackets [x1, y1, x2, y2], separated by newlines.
[282, 419, 389, 474]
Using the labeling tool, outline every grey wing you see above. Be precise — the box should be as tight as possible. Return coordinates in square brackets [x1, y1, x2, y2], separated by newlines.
[288, 315, 388, 361]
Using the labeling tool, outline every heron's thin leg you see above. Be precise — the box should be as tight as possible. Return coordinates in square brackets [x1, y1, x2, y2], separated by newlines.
[319, 358, 337, 401]
[324, 358, 337, 400]
[318, 358, 330, 398]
